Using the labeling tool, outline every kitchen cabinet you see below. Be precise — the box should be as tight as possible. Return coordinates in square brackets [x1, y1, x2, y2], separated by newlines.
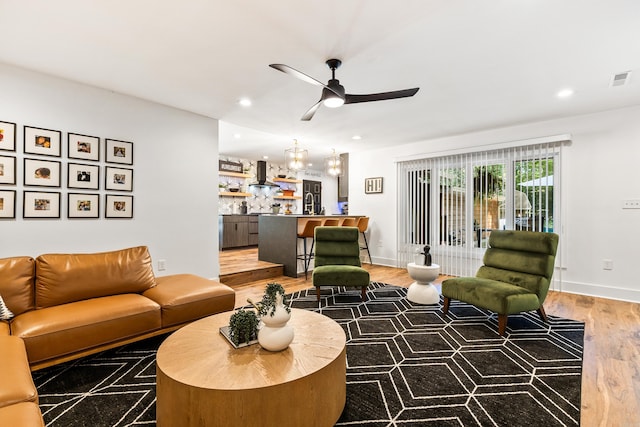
[219, 215, 251, 249]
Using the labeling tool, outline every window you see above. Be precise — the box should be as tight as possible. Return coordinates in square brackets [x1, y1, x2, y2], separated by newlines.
[398, 139, 563, 277]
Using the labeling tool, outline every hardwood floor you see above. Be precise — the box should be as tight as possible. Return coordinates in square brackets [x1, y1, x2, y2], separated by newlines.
[219, 249, 640, 427]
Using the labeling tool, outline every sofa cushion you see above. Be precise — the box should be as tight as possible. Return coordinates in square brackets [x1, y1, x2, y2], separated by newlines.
[0, 402, 44, 427]
[35, 246, 156, 309]
[0, 321, 9, 336]
[11, 294, 161, 364]
[0, 256, 35, 316]
[0, 336, 38, 408]
[143, 274, 235, 328]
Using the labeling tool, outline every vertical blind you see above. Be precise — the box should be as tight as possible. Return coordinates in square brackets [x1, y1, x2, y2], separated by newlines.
[397, 140, 563, 284]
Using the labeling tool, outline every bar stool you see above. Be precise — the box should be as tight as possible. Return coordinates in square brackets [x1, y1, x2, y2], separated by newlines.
[297, 219, 323, 279]
[356, 216, 372, 263]
[322, 218, 340, 226]
[340, 217, 357, 226]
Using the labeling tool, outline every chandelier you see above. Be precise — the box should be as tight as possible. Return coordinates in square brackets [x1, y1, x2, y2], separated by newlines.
[284, 139, 308, 171]
[325, 149, 341, 176]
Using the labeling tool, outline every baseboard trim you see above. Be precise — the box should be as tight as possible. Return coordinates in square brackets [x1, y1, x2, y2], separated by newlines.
[555, 280, 640, 304]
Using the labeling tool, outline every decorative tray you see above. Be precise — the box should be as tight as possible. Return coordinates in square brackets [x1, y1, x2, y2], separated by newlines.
[219, 326, 258, 349]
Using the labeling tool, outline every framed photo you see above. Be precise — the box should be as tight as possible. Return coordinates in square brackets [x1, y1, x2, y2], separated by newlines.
[23, 191, 61, 218]
[24, 126, 62, 157]
[0, 190, 16, 219]
[68, 133, 100, 161]
[105, 139, 133, 165]
[0, 121, 16, 151]
[105, 166, 133, 191]
[0, 155, 16, 185]
[24, 158, 61, 187]
[68, 193, 99, 218]
[68, 163, 100, 190]
[105, 194, 133, 218]
[365, 177, 384, 194]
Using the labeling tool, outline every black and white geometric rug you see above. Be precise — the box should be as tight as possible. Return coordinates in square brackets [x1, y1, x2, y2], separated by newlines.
[33, 283, 584, 426]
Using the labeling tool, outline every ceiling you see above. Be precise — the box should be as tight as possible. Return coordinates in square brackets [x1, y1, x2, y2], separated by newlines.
[1, 1, 639, 167]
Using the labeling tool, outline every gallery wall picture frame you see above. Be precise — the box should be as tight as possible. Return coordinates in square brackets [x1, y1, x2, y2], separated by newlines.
[105, 166, 133, 191]
[23, 191, 61, 219]
[0, 155, 16, 185]
[24, 126, 62, 157]
[105, 194, 133, 218]
[0, 190, 16, 219]
[68, 193, 100, 219]
[0, 121, 17, 151]
[24, 158, 61, 188]
[68, 163, 100, 190]
[105, 139, 133, 165]
[364, 177, 384, 194]
[68, 133, 100, 161]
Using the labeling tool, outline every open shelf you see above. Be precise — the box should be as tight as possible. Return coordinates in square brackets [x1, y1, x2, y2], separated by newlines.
[274, 196, 302, 200]
[219, 191, 253, 197]
[219, 171, 251, 178]
[273, 177, 302, 184]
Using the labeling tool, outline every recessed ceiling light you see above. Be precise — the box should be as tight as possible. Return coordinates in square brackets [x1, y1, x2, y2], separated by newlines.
[239, 98, 252, 107]
[352, 135, 362, 140]
[233, 133, 241, 139]
[556, 89, 574, 98]
[263, 155, 269, 160]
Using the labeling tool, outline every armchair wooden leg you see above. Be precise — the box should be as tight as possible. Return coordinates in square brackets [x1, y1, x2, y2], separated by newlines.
[316, 286, 321, 302]
[537, 305, 548, 323]
[443, 296, 450, 315]
[361, 286, 367, 301]
[498, 314, 508, 336]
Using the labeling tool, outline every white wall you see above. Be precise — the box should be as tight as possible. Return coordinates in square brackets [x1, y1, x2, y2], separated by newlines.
[0, 64, 220, 278]
[349, 105, 640, 303]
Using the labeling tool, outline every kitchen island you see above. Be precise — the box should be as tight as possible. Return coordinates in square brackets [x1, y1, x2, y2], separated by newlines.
[258, 214, 361, 277]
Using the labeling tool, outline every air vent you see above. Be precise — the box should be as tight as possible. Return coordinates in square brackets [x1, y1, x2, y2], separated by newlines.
[611, 71, 631, 87]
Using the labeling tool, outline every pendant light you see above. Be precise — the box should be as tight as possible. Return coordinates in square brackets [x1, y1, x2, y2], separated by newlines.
[284, 139, 308, 171]
[325, 149, 341, 176]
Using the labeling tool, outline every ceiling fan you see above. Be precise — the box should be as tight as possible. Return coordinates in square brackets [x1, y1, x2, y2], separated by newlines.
[269, 59, 419, 121]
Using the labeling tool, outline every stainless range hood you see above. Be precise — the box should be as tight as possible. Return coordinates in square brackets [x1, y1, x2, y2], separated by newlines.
[248, 160, 279, 188]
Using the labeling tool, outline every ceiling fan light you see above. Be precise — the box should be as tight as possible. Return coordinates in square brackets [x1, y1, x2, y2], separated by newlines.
[323, 96, 344, 108]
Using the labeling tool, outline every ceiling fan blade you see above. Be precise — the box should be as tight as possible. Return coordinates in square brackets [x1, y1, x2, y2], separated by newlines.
[344, 88, 419, 104]
[301, 100, 322, 121]
[269, 64, 327, 87]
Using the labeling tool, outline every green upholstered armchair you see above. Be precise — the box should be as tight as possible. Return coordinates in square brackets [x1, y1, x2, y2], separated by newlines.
[442, 230, 559, 336]
[312, 226, 370, 302]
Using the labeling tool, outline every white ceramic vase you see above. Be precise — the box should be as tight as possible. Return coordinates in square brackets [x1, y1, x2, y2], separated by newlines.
[258, 294, 294, 351]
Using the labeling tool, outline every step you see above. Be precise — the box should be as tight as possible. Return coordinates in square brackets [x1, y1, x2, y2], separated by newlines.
[220, 265, 284, 287]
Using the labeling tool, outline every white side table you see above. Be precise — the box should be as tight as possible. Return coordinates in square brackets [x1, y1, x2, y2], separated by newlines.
[406, 262, 440, 304]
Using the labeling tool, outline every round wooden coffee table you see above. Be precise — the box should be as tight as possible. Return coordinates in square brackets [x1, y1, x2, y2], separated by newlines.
[156, 308, 346, 427]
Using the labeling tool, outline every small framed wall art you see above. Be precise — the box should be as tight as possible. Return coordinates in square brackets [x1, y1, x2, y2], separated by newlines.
[68, 133, 100, 161]
[0, 190, 16, 219]
[105, 139, 133, 165]
[24, 158, 61, 187]
[0, 121, 16, 151]
[105, 194, 133, 218]
[105, 166, 133, 191]
[365, 177, 383, 194]
[24, 126, 62, 157]
[23, 191, 61, 218]
[68, 163, 100, 190]
[68, 193, 100, 219]
[0, 155, 16, 185]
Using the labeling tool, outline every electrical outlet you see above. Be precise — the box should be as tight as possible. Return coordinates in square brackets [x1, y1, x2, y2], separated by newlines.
[158, 259, 166, 271]
[603, 259, 613, 270]
[622, 199, 640, 209]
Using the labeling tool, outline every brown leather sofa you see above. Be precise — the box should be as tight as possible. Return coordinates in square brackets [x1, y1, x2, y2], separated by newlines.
[0, 246, 236, 426]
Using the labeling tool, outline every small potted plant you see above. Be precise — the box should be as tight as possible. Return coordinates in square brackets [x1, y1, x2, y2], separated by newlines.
[257, 283, 291, 317]
[228, 308, 259, 347]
